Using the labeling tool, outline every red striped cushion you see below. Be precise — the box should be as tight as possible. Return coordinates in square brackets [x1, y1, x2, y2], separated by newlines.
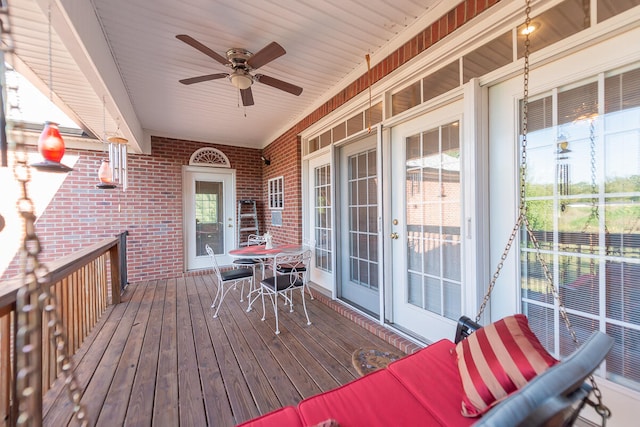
[455, 314, 558, 417]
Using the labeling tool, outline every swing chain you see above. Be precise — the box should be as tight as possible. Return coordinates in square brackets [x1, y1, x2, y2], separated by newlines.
[2, 7, 89, 425]
[477, 0, 532, 322]
[582, 118, 599, 233]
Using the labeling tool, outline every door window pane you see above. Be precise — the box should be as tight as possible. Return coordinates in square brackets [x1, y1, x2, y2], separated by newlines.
[348, 150, 378, 290]
[405, 121, 462, 319]
[314, 164, 332, 272]
[195, 181, 223, 256]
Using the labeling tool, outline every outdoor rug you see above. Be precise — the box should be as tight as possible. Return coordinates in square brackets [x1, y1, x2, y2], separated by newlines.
[351, 348, 405, 376]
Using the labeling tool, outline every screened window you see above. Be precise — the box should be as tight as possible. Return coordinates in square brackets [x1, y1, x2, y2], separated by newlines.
[424, 60, 460, 101]
[520, 64, 640, 392]
[392, 81, 421, 116]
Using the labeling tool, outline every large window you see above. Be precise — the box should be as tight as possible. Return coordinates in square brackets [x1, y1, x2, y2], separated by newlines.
[520, 65, 640, 391]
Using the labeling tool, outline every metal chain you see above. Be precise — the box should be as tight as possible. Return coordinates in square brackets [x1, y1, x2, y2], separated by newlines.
[582, 119, 599, 233]
[1, 6, 89, 425]
[476, 0, 531, 322]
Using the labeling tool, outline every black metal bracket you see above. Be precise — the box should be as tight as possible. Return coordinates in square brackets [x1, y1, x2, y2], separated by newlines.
[454, 315, 482, 344]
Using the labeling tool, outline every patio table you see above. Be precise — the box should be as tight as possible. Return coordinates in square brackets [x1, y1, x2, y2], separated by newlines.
[229, 243, 307, 310]
[228, 243, 304, 259]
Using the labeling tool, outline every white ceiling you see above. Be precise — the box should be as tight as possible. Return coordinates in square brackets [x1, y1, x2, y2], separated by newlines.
[6, 0, 447, 152]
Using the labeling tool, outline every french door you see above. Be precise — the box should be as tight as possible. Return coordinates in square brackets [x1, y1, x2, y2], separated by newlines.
[183, 166, 236, 270]
[338, 133, 380, 316]
[307, 155, 333, 289]
[390, 100, 467, 342]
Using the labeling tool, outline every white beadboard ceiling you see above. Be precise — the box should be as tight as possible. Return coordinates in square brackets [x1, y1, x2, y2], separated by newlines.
[6, 0, 446, 152]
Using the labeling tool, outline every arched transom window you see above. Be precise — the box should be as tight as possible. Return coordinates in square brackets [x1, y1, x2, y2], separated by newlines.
[189, 147, 230, 168]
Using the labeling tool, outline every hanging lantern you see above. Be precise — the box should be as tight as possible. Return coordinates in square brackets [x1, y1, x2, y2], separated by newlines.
[98, 159, 112, 182]
[96, 159, 116, 189]
[30, 4, 72, 173]
[39, 121, 64, 161]
[31, 121, 72, 172]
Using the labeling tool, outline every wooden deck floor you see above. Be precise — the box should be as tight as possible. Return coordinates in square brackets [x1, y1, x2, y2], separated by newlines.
[42, 273, 413, 426]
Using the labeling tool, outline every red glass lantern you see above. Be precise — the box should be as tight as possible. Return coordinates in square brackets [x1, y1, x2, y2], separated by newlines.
[96, 159, 116, 189]
[98, 159, 112, 183]
[32, 121, 72, 172]
[38, 121, 65, 162]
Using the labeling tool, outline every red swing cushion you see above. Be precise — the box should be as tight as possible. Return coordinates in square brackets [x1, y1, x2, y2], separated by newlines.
[455, 314, 558, 417]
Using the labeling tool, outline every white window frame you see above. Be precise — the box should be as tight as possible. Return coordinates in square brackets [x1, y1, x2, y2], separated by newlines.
[268, 176, 284, 210]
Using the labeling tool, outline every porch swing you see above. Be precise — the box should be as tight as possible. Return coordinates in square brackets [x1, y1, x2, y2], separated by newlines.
[450, 1, 613, 424]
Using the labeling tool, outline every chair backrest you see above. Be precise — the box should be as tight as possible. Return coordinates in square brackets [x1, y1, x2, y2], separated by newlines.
[247, 234, 266, 246]
[205, 244, 223, 282]
[475, 331, 614, 427]
[273, 249, 311, 287]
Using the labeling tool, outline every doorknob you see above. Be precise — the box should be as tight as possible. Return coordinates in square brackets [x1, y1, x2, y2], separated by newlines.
[390, 232, 399, 239]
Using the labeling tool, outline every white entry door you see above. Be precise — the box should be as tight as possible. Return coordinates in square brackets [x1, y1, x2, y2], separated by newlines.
[338, 132, 380, 316]
[390, 101, 466, 342]
[184, 166, 236, 270]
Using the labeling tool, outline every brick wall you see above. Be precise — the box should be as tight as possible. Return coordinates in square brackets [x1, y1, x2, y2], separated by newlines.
[2, 137, 262, 282]
[260, 129, 302, 244]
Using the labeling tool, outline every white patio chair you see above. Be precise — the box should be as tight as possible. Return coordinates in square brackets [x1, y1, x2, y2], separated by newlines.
[206, 244, 253, 318]
[300, 238, 315, 300]
[260, 249, 312, 334]
[234, 233, 267, 309]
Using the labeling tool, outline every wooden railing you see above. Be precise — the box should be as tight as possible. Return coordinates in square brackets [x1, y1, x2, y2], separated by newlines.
[0, 232, 127, 426]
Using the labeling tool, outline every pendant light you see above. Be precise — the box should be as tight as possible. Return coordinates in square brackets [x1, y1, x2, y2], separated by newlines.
[31, 3, 72, 173]
[96, 96, 116, 189]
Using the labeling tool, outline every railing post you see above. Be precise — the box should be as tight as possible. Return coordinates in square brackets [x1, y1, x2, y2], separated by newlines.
[109, 241, 121, 305]
[119, 231, 129, 292]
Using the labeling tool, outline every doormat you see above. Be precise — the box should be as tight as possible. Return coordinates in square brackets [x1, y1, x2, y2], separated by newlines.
[352, 348, 404, 377]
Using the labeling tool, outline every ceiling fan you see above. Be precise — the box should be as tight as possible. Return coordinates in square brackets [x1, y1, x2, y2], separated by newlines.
[176, 34, 303, 106]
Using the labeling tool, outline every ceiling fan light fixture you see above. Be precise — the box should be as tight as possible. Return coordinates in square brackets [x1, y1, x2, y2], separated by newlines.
[230, 71, 253, 90]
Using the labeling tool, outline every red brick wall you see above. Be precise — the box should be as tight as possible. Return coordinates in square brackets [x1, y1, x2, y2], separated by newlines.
[2, 137, 262, 282]
[260, 129, 302, 244]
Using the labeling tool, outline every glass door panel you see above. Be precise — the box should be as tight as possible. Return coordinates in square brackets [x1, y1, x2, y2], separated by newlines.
[339, 133, 380, 315]
[195, 180, 224, 256]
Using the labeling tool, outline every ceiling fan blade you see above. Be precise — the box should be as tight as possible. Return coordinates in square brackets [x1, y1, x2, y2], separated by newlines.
[240, 87, 254, 106]
[255, 74, 303, 96]
[246, 42, 286, 70]
[176, 34, 229, 66]
[179, 73, 228, 85]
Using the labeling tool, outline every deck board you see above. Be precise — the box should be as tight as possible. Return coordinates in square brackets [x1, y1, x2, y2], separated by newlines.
[153, 277, 179, 426]
[124, 279, 167, 427]
[44, 272, 410, 426]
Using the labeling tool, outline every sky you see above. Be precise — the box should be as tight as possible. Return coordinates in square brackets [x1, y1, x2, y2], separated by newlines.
[5, 67, 80, 128]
